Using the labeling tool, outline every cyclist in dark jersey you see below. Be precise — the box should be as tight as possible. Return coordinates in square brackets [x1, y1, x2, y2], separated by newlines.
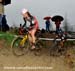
[21, 9, 39, 50]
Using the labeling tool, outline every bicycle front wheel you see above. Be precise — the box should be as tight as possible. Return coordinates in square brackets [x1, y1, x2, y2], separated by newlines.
[11, 36, 29, 56]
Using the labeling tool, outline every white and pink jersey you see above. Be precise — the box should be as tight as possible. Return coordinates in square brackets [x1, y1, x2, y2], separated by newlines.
[31, 16, 39, 30]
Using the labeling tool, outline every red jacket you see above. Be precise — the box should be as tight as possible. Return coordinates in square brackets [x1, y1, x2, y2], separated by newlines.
[55, 21, 61, 28]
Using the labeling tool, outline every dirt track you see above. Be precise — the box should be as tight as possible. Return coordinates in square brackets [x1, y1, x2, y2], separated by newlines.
[0, 40, 75, 71]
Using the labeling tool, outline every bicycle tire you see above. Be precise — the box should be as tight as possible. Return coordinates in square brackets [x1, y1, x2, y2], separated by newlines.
[11, 36, 29, 56]
[50, 40, 60, 56]
[50, 40, 66, 56]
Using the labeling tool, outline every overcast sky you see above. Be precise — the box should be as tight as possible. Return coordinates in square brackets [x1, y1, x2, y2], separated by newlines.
[4, 0, 75, 30]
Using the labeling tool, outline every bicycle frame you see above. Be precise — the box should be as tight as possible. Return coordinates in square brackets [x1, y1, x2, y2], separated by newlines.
[14, 35, 75, 47]
[20, 35, 28, 46]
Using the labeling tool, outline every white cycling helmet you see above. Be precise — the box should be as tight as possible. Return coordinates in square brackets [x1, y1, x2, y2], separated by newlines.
[21, 8, 28, 14]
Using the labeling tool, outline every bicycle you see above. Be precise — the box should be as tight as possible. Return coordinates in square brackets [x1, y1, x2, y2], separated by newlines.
[11, 27, 75, 57]
[11, 28, 43, 56]
[49, 30, 70, 56]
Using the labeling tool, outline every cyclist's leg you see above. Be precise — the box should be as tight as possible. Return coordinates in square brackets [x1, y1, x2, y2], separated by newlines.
[28, 33, 33, 47]
[31, 29, 36, 49]
[28, 29, 36, 49]
[28, 33, 32, 43]
[30, 28, 36, 49]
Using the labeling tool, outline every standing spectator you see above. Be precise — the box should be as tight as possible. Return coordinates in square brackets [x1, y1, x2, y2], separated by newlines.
[0, 14, 3, 31]
[45, 19, 50, 32]
[51, 15, 64, 34]
[55, 19, 61, 34]
[2, 15, 9, 32]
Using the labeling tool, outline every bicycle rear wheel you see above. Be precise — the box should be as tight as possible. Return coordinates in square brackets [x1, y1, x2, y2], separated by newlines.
[11, 36, 29, 56]
[50, 40, 66, 56]
[50, 40, 60, 56]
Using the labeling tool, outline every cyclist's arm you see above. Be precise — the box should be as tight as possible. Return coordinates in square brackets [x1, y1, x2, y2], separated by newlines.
[22, 18, 27, 28]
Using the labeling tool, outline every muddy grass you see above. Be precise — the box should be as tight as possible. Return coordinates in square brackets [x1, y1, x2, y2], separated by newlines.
[0, 39, 75, 71]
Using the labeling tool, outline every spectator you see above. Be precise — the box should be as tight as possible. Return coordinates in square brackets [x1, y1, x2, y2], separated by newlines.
[45, 19, 50, 32]
[55, 19, 61, 34]
[2, 15, 9, 32]
[0, 14, 3, 31]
